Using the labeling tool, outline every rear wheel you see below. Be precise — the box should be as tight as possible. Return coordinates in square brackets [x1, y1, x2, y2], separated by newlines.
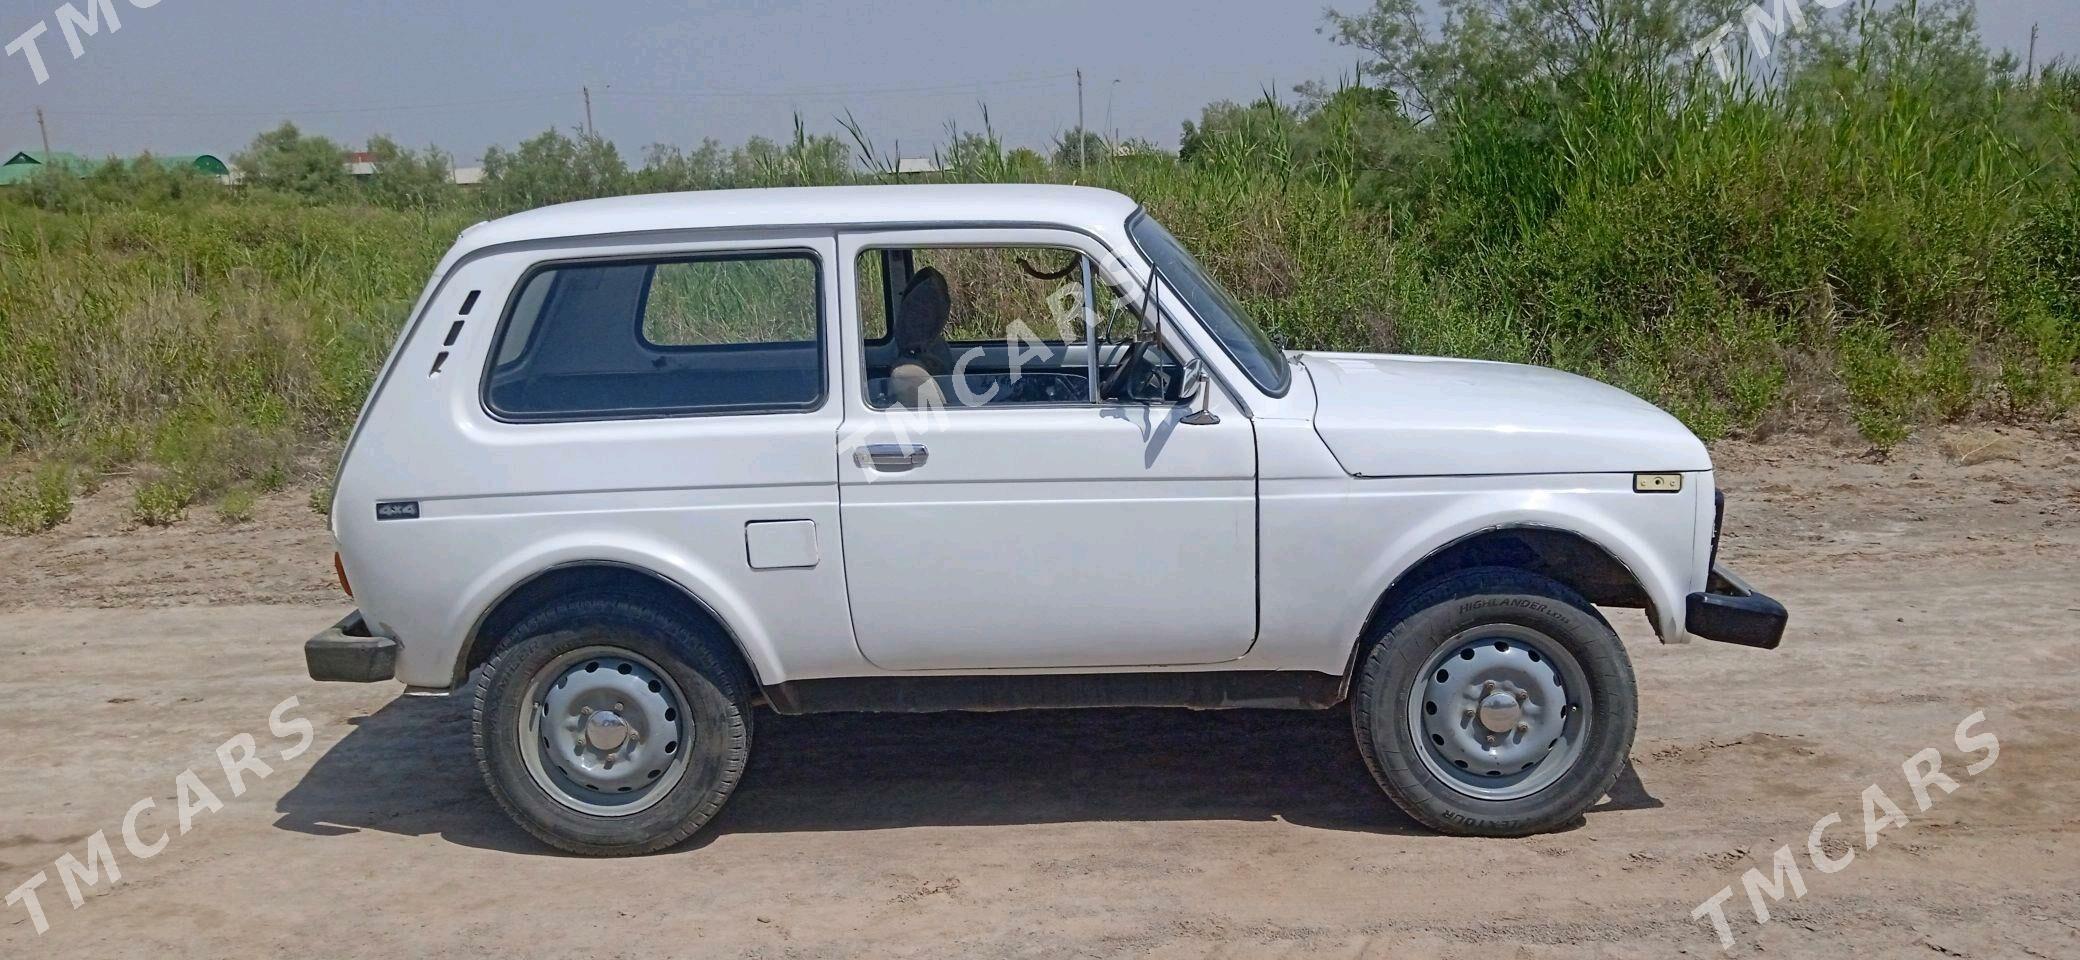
[471, 597, 751, 856]
[1351, 567, 1637, 836]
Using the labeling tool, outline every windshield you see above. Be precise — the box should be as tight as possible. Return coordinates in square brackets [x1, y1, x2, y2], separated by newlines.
[1128, 212, 1291, 396]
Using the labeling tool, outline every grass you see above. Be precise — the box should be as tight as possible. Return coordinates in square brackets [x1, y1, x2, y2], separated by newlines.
[132, 478, 194, 527]
[0, 464, 74, 534]
[0, 4, 2073, 529]
[217, 488, 257, 524]
[0, 197, 469, 524]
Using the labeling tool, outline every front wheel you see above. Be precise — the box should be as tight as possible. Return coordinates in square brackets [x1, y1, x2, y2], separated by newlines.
[1351, 567, 1637, 836]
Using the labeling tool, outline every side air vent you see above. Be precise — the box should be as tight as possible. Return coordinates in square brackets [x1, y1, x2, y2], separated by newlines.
[432, 291, 479, 376]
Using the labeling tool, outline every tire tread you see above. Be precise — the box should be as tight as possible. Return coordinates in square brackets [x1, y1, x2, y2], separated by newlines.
[1350, 566, 1637, 837]
[469, 596, 752, 856]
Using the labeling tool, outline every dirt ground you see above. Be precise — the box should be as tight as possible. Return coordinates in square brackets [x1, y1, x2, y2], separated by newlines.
[2, 429, 2077, 959]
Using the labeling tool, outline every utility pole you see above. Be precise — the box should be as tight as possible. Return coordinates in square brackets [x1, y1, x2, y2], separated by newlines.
[36, 107, 52, 159]
[1075, 69, 1086, 172]
[583, 86, 595, 138]
[2026, 24, 2039, 85]
[1105, 78, 1119, 150]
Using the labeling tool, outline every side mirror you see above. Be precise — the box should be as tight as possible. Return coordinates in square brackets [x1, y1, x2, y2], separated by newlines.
[1179, 359, 1219, 426]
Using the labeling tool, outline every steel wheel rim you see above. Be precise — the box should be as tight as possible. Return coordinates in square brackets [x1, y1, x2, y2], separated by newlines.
[1405, 624, 1592, 802]
[518, 646, 691, 817]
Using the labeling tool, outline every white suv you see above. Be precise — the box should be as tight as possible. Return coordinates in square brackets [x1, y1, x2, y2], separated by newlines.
[308, 184, 1786, 855]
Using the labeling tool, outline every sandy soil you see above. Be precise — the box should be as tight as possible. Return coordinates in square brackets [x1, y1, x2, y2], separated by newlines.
[2, 429, 2077, 959]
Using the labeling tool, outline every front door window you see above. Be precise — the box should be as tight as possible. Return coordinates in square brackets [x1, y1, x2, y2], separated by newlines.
[854, 245, 1176, 412]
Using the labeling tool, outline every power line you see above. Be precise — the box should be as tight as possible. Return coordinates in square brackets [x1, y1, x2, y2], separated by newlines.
[46, 91, 569, 120]
[601, 73, 1077, 102]
[33, 72, 1083, 122]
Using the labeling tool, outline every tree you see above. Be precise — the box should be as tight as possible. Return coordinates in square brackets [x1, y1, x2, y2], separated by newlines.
[636, 140, 728, 192]
[235, 122, 349, 199]
[727, 120, 851, 187]
[1322, 0, 1719, 118]
[1004, 147, 1050, 182]
[481, 128, 630, 209]
[361, 136, 455, 210]
[944, 131, 1006, 177]
[1179, 95, 1299, 166]
[1050, 128, 1108, 170]
[71, 154, 216, 207]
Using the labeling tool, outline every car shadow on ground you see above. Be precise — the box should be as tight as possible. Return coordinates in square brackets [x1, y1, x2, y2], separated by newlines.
[274, 693, 1660, 856]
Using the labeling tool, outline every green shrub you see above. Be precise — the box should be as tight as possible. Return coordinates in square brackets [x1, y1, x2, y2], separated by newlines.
[1920, 328, 1977, 420]
[1727, 362, 1788, 432]
[1838, 327, 1916, 447]
[307, 479, 335, 517]
[132, 479, 195, 527]
[0, 465, 74, 535]
[218, 488, 257, 524]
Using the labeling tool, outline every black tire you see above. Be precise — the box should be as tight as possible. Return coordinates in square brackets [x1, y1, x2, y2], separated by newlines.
[1351, 567, 1637, 836]
[471, 597, 752, 856]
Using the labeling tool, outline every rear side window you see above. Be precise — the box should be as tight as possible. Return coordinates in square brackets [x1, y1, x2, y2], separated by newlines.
[484, 251, 824, 421]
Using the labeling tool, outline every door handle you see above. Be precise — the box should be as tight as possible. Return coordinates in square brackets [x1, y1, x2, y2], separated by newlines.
[853, 443, 929, 472]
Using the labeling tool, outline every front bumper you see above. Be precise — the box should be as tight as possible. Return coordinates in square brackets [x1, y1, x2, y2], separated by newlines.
[305, 611, 399, 683]
[1686, 565, 1788, 650]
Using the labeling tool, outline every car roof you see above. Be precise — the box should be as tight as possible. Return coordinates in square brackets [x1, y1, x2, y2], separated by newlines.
[455, 184, 1142, 255]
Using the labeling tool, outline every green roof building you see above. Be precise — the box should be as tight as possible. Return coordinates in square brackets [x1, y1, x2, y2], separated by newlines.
[0, 151, 231, 185]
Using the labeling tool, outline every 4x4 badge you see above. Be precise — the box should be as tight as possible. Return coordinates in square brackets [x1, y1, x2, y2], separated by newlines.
[375, 501, 421, 521]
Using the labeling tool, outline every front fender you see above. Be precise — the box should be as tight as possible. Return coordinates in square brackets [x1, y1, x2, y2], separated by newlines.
[1335, 474, 1704, 652]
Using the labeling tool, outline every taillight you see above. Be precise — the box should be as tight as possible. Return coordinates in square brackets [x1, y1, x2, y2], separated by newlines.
[334, 552, 353, 598]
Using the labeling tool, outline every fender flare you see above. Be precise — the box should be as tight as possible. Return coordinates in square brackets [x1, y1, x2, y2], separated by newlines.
[1341, 504, 1692, 659]
[445, 539, 779, 688]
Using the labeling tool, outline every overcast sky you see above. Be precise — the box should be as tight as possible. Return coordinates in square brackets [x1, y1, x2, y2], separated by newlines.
[2, 1, 2074, 166]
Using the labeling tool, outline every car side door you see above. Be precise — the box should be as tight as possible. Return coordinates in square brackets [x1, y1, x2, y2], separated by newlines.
[832, 226, 1260, 671]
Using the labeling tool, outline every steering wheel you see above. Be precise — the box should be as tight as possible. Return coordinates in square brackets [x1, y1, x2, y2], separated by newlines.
[1100, 335, 1153, 402]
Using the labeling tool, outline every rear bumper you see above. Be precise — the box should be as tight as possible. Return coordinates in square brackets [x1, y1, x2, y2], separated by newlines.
[1686, 565, 1788, 650]
[305, 611, 399, 683]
